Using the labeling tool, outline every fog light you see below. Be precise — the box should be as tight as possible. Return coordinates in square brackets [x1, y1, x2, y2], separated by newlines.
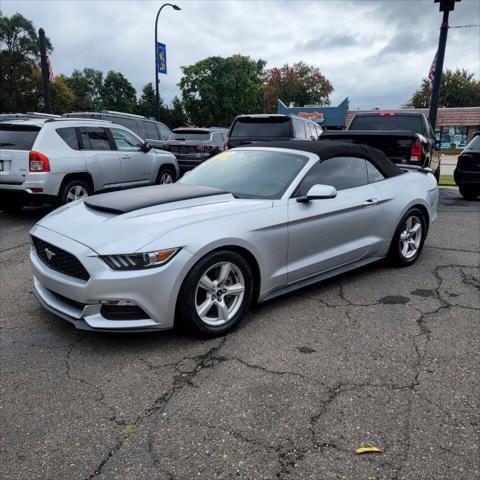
[99, 299, 136, 306]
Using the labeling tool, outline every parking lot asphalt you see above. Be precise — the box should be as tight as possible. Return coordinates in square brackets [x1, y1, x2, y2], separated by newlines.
[1, 187, 479, 480]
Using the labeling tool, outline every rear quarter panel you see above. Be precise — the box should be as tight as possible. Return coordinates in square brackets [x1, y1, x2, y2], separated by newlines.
[370, 172, 438, 256]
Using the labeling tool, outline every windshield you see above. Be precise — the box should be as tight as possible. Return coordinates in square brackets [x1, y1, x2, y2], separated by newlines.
[179, 149, 308, 199]
[0, 124, 40, 150]
[464, 135, 480, 152]
[350, 115, 423, 133]
[170, 131, 211, 141]
[230, 118, 291, 138]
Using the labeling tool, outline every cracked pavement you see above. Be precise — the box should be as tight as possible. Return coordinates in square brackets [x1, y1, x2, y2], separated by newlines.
[1, 188, 479, 479]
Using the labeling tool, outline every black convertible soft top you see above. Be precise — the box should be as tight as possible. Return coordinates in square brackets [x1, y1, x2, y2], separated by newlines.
[240, 140, 403, 178]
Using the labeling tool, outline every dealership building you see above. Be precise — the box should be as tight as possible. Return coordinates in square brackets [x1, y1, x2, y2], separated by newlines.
[278, 98, 480, 150]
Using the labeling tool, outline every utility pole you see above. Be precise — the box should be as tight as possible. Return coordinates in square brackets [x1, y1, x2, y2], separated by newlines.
[429, 0, 462, 129]
[38, 28, 52, 114]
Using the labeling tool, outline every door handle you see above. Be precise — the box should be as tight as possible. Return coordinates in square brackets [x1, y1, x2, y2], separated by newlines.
[121, 154, 130, 159]
[363, 198, 379, 206]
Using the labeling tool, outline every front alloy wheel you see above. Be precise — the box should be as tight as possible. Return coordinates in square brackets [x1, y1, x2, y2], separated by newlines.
[177, 250, 254, 336]
[195, 262, 245, 326]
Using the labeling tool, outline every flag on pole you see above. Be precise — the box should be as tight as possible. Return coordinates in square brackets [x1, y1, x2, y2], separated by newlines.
[46, 54, 55, 83]
[428, 51, 437, 94]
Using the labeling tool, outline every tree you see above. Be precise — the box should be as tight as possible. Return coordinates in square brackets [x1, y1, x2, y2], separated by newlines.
[100, 71, 137, 113]
[179, 54, 266, 127]
[165, 96, 188, 129]
[406, 69, 480, 108]
[64, 68, 103, 111]
[263, 62, 334, 113]
[0, 12, 52, 112]
[135, 82, 158, 118]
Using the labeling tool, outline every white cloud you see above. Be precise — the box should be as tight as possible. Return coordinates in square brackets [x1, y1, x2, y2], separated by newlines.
[2, 0, 479, 109]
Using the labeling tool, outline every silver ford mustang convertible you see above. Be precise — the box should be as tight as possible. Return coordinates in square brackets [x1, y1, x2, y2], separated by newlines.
[30, 141, 438, 336]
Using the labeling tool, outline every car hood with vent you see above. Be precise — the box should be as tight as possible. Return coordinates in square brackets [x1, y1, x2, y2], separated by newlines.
[34, 185, 274, 255]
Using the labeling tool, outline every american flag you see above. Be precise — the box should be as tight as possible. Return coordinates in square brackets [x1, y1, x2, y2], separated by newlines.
[46, 54, 55, 83]
[428, 51, 437, 94]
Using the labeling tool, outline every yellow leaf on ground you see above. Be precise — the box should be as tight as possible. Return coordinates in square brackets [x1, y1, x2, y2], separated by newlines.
[355, 446, 383, 454]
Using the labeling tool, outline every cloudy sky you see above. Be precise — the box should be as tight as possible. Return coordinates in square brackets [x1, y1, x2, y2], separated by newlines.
[3, 0, 479, 108]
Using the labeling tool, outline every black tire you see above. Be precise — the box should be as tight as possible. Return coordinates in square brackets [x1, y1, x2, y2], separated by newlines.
[177, 250, 254, 337]
[388, 208, 427, 267]
[59, 179, 92, 205]
[155, 166, 176, 184]
[459, 185, 480, 201]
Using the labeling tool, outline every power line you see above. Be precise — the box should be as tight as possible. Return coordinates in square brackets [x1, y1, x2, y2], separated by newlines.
[448, 24, 480, 28]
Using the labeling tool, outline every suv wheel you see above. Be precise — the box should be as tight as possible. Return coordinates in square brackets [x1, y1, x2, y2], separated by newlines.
[388, 208, 426, 267]
[156, 167, 175, 184]
[177, 250, 254, 337]
[59, 179, 91, 205]
[459, 185, 480, 200]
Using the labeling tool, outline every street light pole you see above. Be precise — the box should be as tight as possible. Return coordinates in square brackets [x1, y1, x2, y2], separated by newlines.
[155, 3, 181, 121]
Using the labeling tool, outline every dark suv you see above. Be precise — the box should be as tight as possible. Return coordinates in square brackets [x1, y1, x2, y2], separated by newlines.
[63, 111, 172, 149]
[227, 114, 323, 149]
[163, 127, 229, 172]
[454, 132, 480, 200]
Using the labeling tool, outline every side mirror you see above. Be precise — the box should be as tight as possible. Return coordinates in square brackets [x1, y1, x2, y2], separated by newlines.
[296, 184, 337, 203]
[142, 142, 152, 152]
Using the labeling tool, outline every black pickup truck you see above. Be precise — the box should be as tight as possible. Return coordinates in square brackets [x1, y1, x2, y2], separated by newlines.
[321, 112, 441, 180]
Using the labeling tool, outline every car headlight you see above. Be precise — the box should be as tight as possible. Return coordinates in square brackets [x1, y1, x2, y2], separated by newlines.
[101, 248, 179, 270]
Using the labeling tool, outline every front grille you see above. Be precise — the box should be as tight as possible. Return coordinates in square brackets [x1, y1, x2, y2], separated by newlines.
[100, 304, 150, 320]
[32, 236, 90, 281]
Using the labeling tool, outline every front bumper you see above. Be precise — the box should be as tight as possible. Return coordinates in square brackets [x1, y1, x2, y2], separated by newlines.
[30, 225, 192, 332]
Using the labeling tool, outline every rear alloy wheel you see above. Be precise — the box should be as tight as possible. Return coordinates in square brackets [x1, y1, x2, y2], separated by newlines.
[459, 185, 480, 201]
[177, 250, 254, 336]
[156, 167, 175, 185]
[389, 208, 426, 267]
[59, 179, 91, 205]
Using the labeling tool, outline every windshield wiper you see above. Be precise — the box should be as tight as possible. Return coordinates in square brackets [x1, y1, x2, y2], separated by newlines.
[0, 143, 15, 146]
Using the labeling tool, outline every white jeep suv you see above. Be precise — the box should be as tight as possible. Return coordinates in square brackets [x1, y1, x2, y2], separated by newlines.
[0, 118, 179, 212]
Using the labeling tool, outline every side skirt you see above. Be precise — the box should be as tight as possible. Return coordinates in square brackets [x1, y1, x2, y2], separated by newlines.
[259, 256, 385, 303]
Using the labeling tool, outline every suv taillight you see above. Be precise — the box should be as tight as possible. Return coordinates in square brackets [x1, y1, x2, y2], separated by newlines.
[196, 144, 216, 153]
[224, 138, 229, 150]
[29, 151, 50, 172]
[410, 139, 422, 163]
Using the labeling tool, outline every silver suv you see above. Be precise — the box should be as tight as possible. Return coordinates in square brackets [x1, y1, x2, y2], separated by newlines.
[0, 118, 179, 212]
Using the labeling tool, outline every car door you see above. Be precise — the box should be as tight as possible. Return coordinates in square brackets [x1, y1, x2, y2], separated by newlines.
[78, 126, 122, 190]
[110, 127, 154, 185]
[287, 157, 383, 283]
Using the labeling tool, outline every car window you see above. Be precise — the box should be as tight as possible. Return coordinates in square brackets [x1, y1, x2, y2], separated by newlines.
[107, 116, 141, 136]
[110, 128, 143, 152]
[293, 119, 307, 139]
[56, 127, 79, 150]
[366, 161, 385, 183]
[230, 118, 291, 138]
[179, 149, 309, 200]
[296, 156, 368, 195]
[0, 124, 40, 150]
[212, 132, 224, 145]
[170, 130, 212, 141]
[464, 135, 480, 152]
[349, 114, 423, 133]
[143, 122, 159, 140]
[79, 127, 111, 151]
[157, 123, 172, 140]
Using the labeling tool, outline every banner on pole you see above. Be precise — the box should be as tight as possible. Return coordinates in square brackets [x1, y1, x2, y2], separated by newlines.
[156, 42, 167, 75]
